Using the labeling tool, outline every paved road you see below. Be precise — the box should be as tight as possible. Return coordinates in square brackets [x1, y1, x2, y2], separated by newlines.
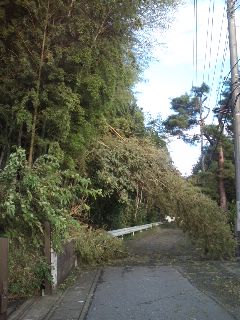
[86, 266, 234, 320]
[9, 226, 240, 320]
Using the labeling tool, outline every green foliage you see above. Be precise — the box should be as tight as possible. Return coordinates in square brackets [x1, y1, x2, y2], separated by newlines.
[145, 113, 168, 148]
[0, 0, 176, 168]
[88, 135, 168, 228]
[8, 239, 51, 298]
[166, 180, 235, 258]
[0, 148, 101, 249]
[74, 225, 126, 264]
[163, 83, 209, 143]
[191, 123, 235, 208]
[1, 0, 234, 299]
[164, 82, 236, 231]
[88, 135, 235, 258]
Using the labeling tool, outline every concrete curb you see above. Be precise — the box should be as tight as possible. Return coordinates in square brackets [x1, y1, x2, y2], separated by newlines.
[8, 298, 36, 320]
[8, 293, 63, 320]
[8, 268, 101, 320]
[79, 268, 102, 320]
[43, 287, 72, 320]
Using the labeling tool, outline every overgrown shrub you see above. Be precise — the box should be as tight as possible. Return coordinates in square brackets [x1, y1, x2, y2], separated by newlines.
[8, 240, 51, 299]
[8, 222, 125, 298]
[74, 225, 126, 264]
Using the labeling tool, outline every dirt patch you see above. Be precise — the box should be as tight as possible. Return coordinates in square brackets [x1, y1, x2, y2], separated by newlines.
[110, 224, 240, 319]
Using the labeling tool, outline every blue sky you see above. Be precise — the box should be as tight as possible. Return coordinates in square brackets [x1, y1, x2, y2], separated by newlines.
[135, 0, 239, 175]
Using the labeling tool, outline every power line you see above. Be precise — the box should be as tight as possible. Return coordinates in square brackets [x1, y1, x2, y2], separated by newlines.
[208, 6, 226, 99]
[210, 34, 229, 122]
[195, 0, 198, 83]
[205, 6, 227, 118]
[232, 3, 240, 12]
[224, 58, 240, 80]
[193, 0, 198, 84]
[229, 0, 240, 13]
[207, 0, 216, 84]
[202, 0, 213, 83]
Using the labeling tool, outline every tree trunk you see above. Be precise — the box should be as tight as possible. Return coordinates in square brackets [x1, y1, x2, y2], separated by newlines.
[0, 147, 6, 169]
[28, 1, 50, 166]
[199, 96, 206, 172]
[218, 143, 227, 211]
[18, 124, 23, 146]
[41, 118, 48, 154]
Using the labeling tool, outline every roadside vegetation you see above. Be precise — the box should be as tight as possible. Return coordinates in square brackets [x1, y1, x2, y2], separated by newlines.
[0, 0, 236, 299]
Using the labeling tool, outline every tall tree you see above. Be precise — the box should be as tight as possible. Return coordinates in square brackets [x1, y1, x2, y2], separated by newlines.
[163, 83, 209, 148]
[0, 0, 176, 169]
[190, 80, 235, 211]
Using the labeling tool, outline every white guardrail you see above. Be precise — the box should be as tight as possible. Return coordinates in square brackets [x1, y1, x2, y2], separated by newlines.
[108, 222, 162, 237]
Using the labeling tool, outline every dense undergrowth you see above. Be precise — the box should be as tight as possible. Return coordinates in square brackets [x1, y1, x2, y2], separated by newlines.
[74, 225, 126, 264]
[8, 240, 49, 299]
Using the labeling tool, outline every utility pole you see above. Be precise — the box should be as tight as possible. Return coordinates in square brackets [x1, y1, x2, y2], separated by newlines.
[227, 0, 240, 253]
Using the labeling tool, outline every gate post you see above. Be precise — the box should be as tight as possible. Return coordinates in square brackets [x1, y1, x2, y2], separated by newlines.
[0, 237, 8, 320]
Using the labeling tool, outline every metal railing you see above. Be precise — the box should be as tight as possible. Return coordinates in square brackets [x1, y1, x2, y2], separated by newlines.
[108, 222, 162, 237]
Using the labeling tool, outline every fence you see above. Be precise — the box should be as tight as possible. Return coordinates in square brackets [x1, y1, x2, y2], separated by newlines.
[108, 222, 162, 237]
[50, 240, 78, 291]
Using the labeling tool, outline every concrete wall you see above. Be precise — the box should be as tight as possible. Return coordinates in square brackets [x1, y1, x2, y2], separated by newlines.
[51, 240, 78, 290]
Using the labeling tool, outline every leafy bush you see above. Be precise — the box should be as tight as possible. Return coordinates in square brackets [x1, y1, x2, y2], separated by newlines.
[74, 225, 126, 264]
[0, 148, 101, 250]
[8, 240, 51, 299]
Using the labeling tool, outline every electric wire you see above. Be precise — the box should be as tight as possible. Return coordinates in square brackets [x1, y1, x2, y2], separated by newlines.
[207, 0, 216, 84]
[193, 0, 240, 171]
[192, 0, 196, 86]
[208, 33, 229, 120]
[210, 34, 229, 123]
[193, 0, 240, 170]
[232, 3, 240, 12]
[225, 58, 240, 80]
[208, 6, 226, 105]
[193, 0, 198, 84]
[195, 0, 198, 83]
[229, 0, 239, 14]
[202, 0, 213, 83]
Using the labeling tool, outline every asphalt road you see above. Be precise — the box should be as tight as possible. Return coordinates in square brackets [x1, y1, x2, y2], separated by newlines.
[10, 225, 240, 320]
[85, 265, 235, 320]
